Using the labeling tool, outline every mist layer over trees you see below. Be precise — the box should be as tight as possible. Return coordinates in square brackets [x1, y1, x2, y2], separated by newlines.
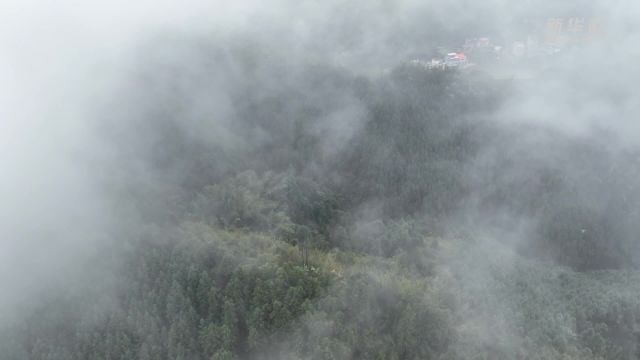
[2, 0, 640, 359]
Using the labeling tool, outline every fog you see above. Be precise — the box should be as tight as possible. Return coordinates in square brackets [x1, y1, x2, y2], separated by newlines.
[2, 0, 640, 359]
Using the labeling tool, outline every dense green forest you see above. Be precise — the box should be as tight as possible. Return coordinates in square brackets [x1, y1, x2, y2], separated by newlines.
[3, 36, 640, 360]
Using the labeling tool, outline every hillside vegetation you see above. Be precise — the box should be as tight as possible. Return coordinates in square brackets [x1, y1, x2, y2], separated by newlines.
[4, 39, 640, 360]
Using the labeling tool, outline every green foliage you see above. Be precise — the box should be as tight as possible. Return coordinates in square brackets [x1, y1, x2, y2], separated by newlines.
[296, 271, 453, 360]
[3, 224, 333, 360]
[191, 170, 289, 232]
[8, 41, 640, 360]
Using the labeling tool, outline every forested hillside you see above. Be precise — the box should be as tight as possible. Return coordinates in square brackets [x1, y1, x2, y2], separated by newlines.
[3, 33, 640, 360]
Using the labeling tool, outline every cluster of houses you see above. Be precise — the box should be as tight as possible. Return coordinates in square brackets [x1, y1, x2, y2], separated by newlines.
[409, 17, 604, 71]
[409, 52, 469, 70]
[409, 36, 561, 71]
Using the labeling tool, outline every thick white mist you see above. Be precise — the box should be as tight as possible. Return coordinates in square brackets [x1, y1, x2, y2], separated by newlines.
[0, 0, 262, 318]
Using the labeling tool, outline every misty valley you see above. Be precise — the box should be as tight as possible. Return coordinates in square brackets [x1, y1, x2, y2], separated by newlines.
[3, 1, 640, 359]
